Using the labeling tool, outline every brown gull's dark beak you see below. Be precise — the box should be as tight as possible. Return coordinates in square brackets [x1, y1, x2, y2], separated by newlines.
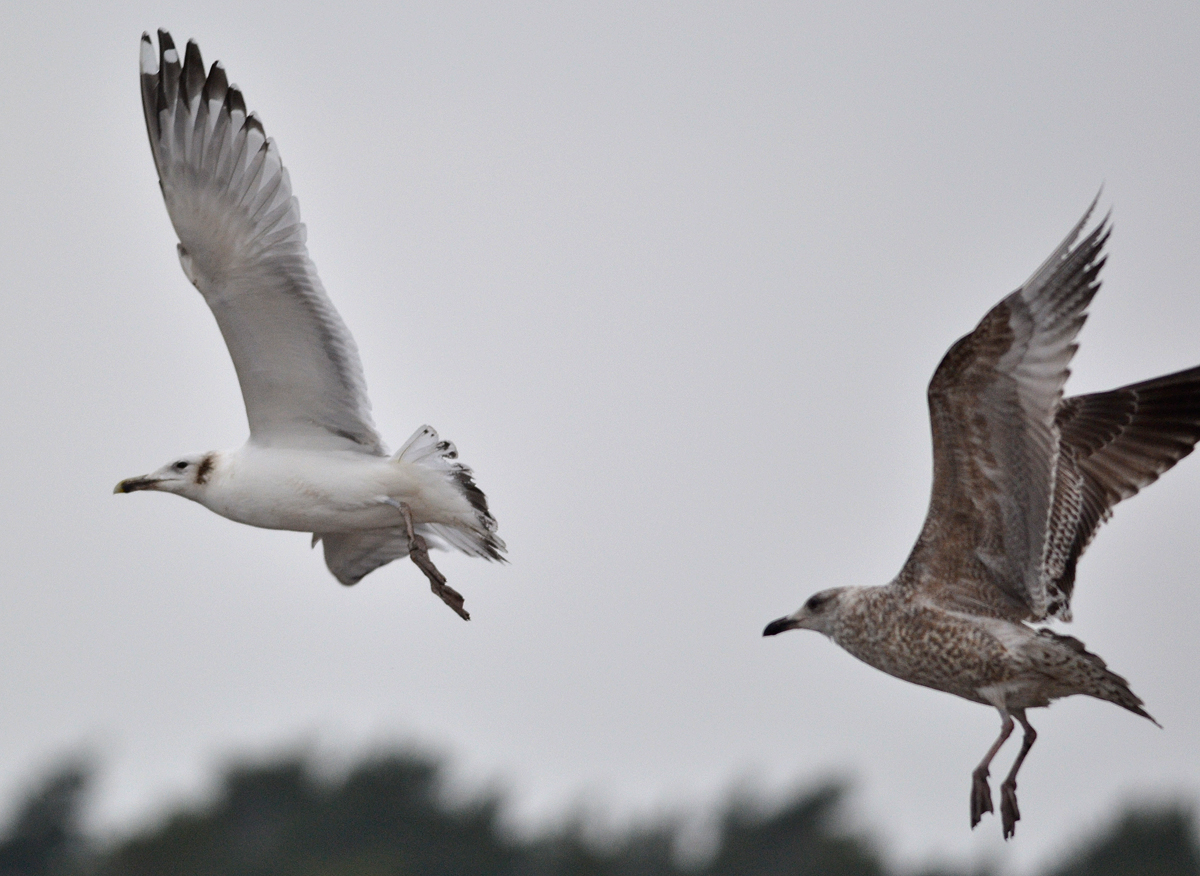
[763, 616, 799, 636]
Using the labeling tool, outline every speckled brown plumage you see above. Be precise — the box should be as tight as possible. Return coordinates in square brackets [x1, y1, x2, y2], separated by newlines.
[764, 200, 1200, 839]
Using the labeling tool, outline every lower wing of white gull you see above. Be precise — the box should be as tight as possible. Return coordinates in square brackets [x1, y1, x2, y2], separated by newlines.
[318, 529, 416, 587]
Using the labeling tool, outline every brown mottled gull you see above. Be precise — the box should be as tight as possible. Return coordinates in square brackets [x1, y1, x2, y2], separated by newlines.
[764, 200, 1200, 839]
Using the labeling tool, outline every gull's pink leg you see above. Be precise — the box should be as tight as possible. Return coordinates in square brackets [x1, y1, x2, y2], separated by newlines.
[999, 709, 1037, 839]
[971, 710, 1013, 829]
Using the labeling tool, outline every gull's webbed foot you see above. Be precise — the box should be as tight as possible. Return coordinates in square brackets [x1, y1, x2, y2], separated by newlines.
[1000, 780, 1020, 839]
[409, 531, 470, 621]
[970, 767, 993, 829]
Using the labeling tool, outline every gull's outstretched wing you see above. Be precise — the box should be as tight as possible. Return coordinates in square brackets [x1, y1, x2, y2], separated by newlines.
[140, 31, 385, 454]
[901, 201, 1109, 621]
[1043, 366, 1200, 617]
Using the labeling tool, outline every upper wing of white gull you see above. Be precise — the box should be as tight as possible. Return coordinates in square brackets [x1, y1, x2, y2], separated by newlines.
[140, 31, 386, 455]
[901, 200, 1109, 621]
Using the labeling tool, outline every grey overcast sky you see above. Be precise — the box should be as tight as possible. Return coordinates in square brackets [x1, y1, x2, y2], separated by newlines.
[2, 2, 1198, 873]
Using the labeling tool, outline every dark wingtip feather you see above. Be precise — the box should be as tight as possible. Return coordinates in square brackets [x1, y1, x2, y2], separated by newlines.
[181, 40, 206, 103]
[224, 85, 246, 118]
[158, 32, 181, 106]
[139, 33, 169, 152]
[202, 61, 228, 104]
[139, 33, 158, 123]
[244, 111, 266, 138]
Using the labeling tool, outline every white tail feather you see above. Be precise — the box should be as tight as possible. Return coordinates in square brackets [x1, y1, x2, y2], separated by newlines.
[394, 425, 506, 561]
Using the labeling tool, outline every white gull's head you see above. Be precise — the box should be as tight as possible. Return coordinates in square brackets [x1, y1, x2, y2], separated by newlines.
[114, 452, 217, 498]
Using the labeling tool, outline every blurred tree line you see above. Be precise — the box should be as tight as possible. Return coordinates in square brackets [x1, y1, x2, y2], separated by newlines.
[0, 751, 1195, 876]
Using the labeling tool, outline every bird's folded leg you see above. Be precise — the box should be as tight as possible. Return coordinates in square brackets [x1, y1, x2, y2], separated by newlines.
[999, 710, 1037, 840]
[380, 497, 470, 621]
[971, 711, 1014, 829]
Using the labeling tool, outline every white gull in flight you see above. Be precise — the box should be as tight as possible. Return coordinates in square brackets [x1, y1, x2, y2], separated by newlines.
[116, 31, 505, 620]
[764, 201, 1200, 837]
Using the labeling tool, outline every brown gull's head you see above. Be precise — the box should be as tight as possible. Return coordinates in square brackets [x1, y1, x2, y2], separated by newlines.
[763, 588, 848, 637]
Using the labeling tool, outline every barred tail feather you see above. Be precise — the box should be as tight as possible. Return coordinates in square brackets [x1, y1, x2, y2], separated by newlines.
[1091, 663, 1160, 727]
[1042, 630, 1160, 726]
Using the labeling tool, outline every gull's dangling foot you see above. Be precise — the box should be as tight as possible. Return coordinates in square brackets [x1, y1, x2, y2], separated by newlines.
[970, 767, 993, 828]
[971, 711, 1014, 831]
[410, 530, 469, 621]
[998, 711, 1036, 839]
[383, 498, 470, 621]
[1000, 780, 1020, 839]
